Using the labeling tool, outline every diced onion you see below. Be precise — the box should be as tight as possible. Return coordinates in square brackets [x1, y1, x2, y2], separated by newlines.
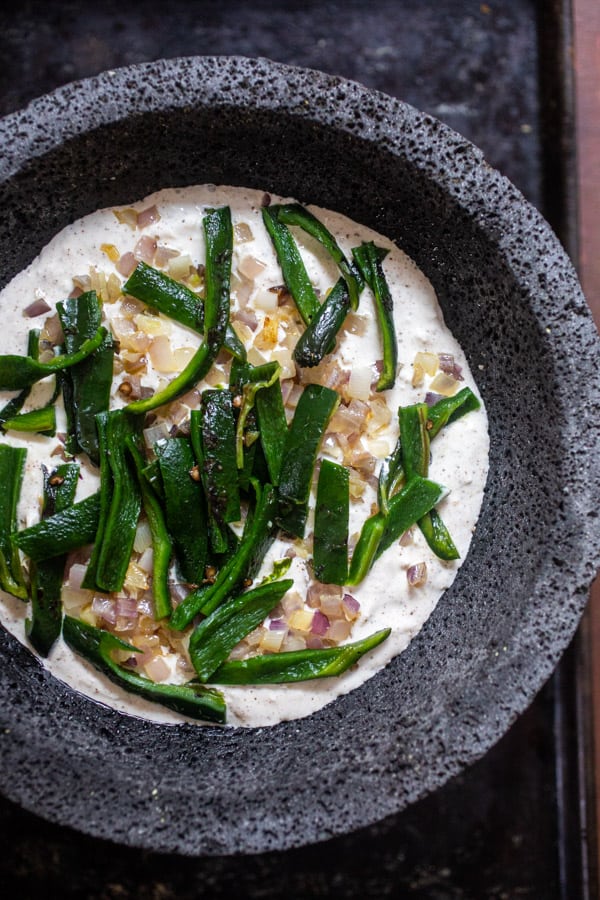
[253, 288, 278, 311]
[144, 655, 171, 682]
[429, 371, 459, 397]
[24, 298, 51, 317]
[347, 366, 372, 401]
[414, 351, 439, 376]
[238, 254, 266, 281]
[116, 252, 138, 277]
[167, 254, 192, 280]
[407, 562, 428, 586]
[137, 205, 161, 229]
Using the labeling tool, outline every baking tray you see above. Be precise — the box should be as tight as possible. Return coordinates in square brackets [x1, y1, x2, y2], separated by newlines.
[0, 1, 594, 896]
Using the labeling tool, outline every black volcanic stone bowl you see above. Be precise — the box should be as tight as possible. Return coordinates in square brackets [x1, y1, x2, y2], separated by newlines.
[0, 56, 598, 856]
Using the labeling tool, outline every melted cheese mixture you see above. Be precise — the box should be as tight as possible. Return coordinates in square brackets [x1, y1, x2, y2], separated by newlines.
[0, 185, 489, 727]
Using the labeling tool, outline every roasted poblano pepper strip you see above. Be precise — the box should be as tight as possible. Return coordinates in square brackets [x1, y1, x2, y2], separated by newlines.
[125, 206, 233, 414]
[231, 361, 281, 469]
[189, 578, 294, 682]
[170, 481, 278, 630]
[196, 390, 241, 552]
[126, 437, 173, 619]
[211, 627, 391, 685]
[1, 405, 56, 435]
[0, 445, 27, 599]
[347, 476, 448, 584]
[123, 261, 245, 361]
[26, 463, 79, 655]
[261, 205, 320, 325]
[274, 203, 361, 311]
[255, 377, 288, 487]
[313, 459, 349, 585]
[277, 383, 339, 538]
[62, 616, 226, 723]
[154, 436, 207, 585]
[88, 410, 142, 592]
[13, 491, 101, 563]
[377, 438, 404, 516]
[399, 403, 459, 561]
[57, 291, 114, 465]
[0, 330, 42, 426]
[0, 325, 107, 390]
[293, 278, 350, 368]
[427, 387, 481, 439]
[352, 242, 397, 391]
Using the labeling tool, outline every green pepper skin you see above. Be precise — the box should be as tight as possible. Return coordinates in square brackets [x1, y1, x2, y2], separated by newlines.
[352, 242, 397, 391]
[91, 410, 142, 593]
[274, 204, 361, 311]
[261, 206, 321, 325]
[376, 476, 449, 559]
[313, 459, 349, 585]
[189, 578, 294, 682]
[62, 616, 226, 723]
[123, 261, 245, 361]
[26, 463, 79, 655]
[277, 383, 339, 538]
[125, 206, 233, 415]
[427, 387, 481, 439]
[155, 436, 207, 585]
[0, 326, 107, 390]
[255, 377, 288, 487]
[2, 405, 56, 436]
[57, 291, 114, 465]
[293, 278, 350, 368]
[13, 492, 101, 563]
[211, 628, 391, 684]
[198, 389, 241, 545]
[0, 445, 28, 599]
[170, 481, 278, 630]
[126, 437, 173, 620]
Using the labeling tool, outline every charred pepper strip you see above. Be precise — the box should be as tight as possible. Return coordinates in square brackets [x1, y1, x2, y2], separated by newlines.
[13, 492, 101, 563]
[352, 242, 397, 391]
[0, 445, 27, 599]
[62, 617, 226, 723]
[0, 325, 107, 390]
[154, 436, 207, 585]
[197, 390, 241, 549]
[123, 261, 245, 361]
[93, 410, 142, 592]
[0, 330, 41, 425]
[80, 412, 111, 590]
[189, 578, 294, 682]
[255, 378, 287, 487]
[277, 383, 340, 538]
[347, 476, 448, 584]
[313, 459, 349, 585]
[170, 481, 278, 630]
[211, 627, 391, 684]
[126, 437, 173, 619]
[125, 206, 233, 415]
[399, 402, 459, 561]
[427, 387, 481, 439]
[261, 205, 320, 325]
[232, 361, 281, 469]
[274, 204, 361, 311]
[57, 291, 114, 465]
[293, 278, 350, 368]
[26, 463, 79, 655]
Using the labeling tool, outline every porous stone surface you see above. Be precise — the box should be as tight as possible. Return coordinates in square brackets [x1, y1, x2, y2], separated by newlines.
[0, 56, 598, 856]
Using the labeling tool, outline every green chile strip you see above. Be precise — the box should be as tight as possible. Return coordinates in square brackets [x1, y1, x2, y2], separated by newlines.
[352, 242, 398, 391]
[62, 617, 226, 723]
[57, 291, 114, 465]
[27, 463, 79, 655]
[0, 326, 107, 390]
[123, 261, 245, 361]
[198, 389, 241, 532]
[293, 278, 350, 368]
[261, 206, 320, 325]
[313, 459, 349, 585]
[126, 437, 173, 619]
[0, 445, 27, 599]
[277, 383, 340, 538]
[125, 206, 233, 414]
[427, 387, 481, 439]
[13, 492, 101, 563]
[2, 405, 56, 435]
[211, 628, 391, 684]
[154, 436, 208, 585]
[189, 578, 294, 682]
[274, 204, 361, 311]
[170, 482, 278, 630]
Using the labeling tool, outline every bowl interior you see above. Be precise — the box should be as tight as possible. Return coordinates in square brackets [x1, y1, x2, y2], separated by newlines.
[0, 56, 598, 855]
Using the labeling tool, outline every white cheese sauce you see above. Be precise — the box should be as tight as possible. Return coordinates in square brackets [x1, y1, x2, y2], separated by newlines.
[0, 185, 489, 727]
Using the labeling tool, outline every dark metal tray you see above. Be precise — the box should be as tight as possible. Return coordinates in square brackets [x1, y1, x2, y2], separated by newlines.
[0, 1, 593, 896]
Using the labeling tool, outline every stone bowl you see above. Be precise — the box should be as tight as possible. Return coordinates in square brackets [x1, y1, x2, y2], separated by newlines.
[0, 56, 598, 856]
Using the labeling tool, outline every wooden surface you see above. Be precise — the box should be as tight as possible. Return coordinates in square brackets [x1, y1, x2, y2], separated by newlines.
[573, 0, 600, 889]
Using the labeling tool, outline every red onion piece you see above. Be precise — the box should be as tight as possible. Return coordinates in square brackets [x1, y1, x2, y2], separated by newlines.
[438, 353, 464, 381]
[311, 610, 330, 636]
[269, 618, 287, 632]
[425, 392, 444, 407]
[407, 562, 428, 587]
[24, 298, 52, 317]
[116, 596, 138, 618]
[134, 235, 157, 263]
[117, 252, 138, 277]
[342, 593, 360, 615]
[92, 596, 117, 625]
[137, 204, 160, 229]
